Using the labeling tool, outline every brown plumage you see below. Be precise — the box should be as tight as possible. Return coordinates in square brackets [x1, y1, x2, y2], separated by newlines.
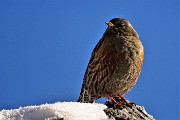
[77, 18, 144, 103]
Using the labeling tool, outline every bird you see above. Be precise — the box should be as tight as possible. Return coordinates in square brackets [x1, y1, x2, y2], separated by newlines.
[77, 18, 144, 105]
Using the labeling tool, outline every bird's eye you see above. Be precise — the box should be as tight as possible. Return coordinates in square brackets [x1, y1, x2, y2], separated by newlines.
[117, 23, 125, 27]
[121, 23, 125, 26]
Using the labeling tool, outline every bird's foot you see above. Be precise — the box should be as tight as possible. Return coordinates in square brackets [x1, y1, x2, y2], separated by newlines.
[118, 95, 135, 107]
[106, 96, 135, 108]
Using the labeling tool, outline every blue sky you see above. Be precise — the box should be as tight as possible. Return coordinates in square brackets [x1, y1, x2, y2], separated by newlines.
[0, 0, 179, 119]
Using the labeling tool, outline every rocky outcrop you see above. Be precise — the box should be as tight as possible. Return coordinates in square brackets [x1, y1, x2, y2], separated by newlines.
[104, 102, 155, 120]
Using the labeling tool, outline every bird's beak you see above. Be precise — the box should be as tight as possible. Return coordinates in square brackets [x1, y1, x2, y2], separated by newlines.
[105, 22, 115, 27]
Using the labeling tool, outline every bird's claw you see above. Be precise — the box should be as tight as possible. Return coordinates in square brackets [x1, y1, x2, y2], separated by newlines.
[105, 96, 135, 108]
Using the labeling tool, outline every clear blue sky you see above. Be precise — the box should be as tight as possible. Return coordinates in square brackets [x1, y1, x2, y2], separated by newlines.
[0, 0, 179, 119]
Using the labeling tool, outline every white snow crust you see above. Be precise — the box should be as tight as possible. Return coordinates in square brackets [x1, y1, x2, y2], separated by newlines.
[0, 102, 109, 120]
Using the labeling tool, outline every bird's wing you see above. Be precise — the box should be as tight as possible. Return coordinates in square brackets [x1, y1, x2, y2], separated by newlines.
[81, 37, 121, 97]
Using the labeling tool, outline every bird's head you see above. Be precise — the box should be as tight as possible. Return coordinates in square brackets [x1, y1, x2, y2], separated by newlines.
[105, 18, 139, 39]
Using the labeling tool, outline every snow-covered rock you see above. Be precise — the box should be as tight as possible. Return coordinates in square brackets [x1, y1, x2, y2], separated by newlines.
[0, 102, 155, 120]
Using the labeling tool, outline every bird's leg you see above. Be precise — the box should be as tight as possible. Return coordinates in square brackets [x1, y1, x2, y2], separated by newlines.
[106, 96, 134, 108]
[119, 95, 127, 103]
[108, 96, 124, 107]
[118, 95, 134, 107]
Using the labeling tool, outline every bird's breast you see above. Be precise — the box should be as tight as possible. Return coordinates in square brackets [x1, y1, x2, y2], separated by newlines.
[101, 35, 144, 96]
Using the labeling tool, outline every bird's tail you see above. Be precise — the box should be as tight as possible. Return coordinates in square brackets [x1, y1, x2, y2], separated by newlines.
[77, 86, 98, 103]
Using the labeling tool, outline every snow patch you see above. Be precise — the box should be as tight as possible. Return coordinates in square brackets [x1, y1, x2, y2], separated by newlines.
[0, 102, 108, 120]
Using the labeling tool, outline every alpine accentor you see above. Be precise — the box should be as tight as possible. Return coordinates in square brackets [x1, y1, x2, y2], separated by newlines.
[77, 18, 144, 104]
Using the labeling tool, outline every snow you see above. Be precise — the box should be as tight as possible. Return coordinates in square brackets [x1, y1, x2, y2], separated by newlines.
[0, 102, 109, 120]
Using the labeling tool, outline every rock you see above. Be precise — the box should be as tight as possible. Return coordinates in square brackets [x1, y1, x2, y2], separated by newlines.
[104, 103, 155, 120]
